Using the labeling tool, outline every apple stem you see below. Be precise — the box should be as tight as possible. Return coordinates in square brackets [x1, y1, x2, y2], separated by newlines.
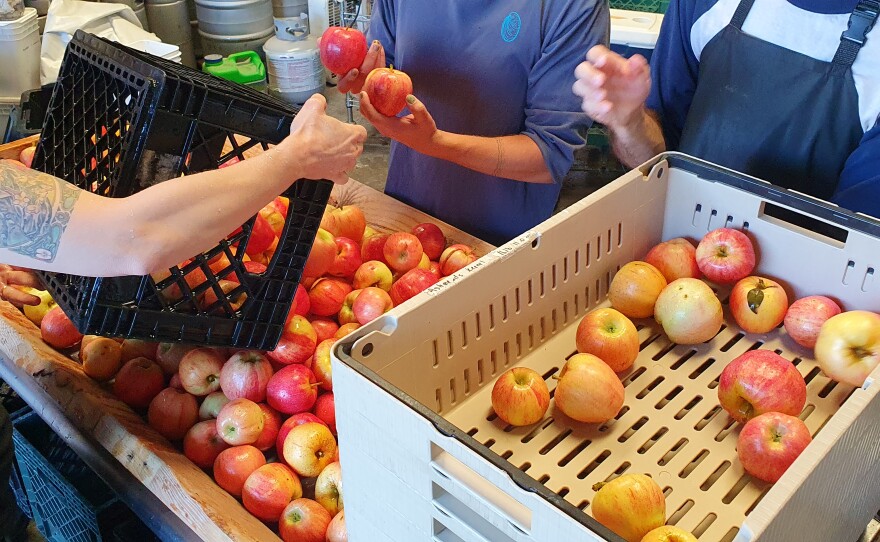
[591, 482, 606, 492]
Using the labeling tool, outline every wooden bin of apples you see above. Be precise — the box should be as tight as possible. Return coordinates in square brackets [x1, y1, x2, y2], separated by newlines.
[0, 134, 493, 541]
[331, 157, 880, 542]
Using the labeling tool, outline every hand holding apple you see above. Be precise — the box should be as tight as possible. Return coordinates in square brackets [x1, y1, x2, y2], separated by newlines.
[591, 473, 665, 542]
[363, 66, 414, 117]
[718, 350, 806, 423]
[738, 411, 811, 483]
[319, 27, 368, 76]
[490, 367, 550, 426]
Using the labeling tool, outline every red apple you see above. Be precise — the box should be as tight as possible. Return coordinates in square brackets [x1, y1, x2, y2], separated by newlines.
[314, 461, 343, 516]
[439, 244, 477, 276]
[490, 367, 550, 426]
[147, 387, 199, 441]
[216, 398, 265, 446]
[303, 228, 337, 278]
[654, 278, 723, 344]
[309, 278, 353, 317]
[382, 232, 423, 273]
[353, 287, 394, 325]
[640, 526, 698, 542]
[608, 261, 667, 319]
[718, 349, 806, 424]
[729, 276, 789, 334]
[270, 315, 318, 365]
[290, 284, 311, 317]
[310, 318, 339, 344]
[738, 412, 812, 483]
[243, 463, 303, 523]
[277, 413, 328, 458]
[334, 323, 360, 339]
[183, 419, 231, 469]
[361, 233, 390, 264]
[267, 364, 320, 414]
[40, 306, 83, 349]
[695, 228, 756, 284]
[576, 308, 639, 372]
[428, 261, 441, 279]
[259, 202, 286, 238]
[213, 445, 266, 498]
[321, 205, 367, 243]
[279, 498, 333, 542]
[364, 66, 414, 117]
[815, 310, 880, 387]
[411, 223, 446, 261]
[252, 403, 282, 452]
[644, 238, 701, 282]
[326, 511, 346, 542]
[199, 391, 230, 420]
[220, 350, 274, 402]
[282, 422, 338, 477]
[155, 343, 196, 376]
[313, 339, 336, 392]
[337, 289, 362, 325]
[168, 373, 184, 390]
[592, 473, 665, 542]
[113, 357, 166, 410]
[313, 392, 336, 434]
[784, 296, 842, 349]
[244, 213, 276, 256]
[554, 353, 624, 423]
[178, 348, 225, 396]
[389, 268, 438, 306]
[328, 237, 363, 279]
[352, 260, 393, 291]
[120, 339, 158, 363]
[319, 26, 368, 75]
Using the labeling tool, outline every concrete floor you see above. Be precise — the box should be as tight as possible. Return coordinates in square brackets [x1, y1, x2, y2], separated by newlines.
[321, 85, 624, 219]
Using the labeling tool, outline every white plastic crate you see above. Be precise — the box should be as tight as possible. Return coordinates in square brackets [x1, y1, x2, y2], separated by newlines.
[332, 154, 880, 542]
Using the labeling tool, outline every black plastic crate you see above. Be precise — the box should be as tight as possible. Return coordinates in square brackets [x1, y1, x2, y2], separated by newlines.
[33, 30, 332, 350]
[12, 411, 127, 542]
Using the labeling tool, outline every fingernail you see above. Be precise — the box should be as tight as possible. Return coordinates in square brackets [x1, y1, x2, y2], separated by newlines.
[406, 95, 415, 104]
[371, 40, 380, 50]
[352, 69, 359, 77]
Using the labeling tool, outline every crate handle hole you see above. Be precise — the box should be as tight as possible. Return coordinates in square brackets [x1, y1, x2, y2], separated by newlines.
[361, 343, 374, 356]
[531, 236, 541, 249]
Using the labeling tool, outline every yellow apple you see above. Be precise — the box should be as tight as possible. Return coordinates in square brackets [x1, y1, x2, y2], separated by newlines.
[814, 310, 880, 387]
[592, 473, 665, 542]
[21, 287, 56, 326]
[640, 525, 698, 542]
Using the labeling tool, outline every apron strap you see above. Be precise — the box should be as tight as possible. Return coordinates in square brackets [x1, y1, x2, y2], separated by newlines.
[832, 0, 879, 70]
[730, 0, 756, 30]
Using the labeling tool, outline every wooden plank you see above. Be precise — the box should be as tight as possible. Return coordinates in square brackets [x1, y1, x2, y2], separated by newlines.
[0, 302, 281, 542]
[0, 134, 38, 160]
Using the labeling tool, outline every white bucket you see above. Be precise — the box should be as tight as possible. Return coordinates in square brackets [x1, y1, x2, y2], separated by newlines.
[0, 7, 39, 97]
[262, 27, 322, 105]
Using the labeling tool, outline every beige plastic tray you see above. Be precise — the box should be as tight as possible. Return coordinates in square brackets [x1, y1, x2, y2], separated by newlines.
[333, 154, 880, 542]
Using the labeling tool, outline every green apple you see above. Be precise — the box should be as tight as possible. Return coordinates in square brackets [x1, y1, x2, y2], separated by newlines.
[21, 287, 56, 326]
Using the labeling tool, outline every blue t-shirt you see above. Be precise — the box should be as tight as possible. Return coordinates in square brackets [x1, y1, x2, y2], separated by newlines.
[647, 0, 880, 218]
[368, 0, 608, 246]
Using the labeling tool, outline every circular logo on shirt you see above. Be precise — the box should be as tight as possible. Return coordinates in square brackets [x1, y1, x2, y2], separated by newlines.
[501, 12, 521, 43]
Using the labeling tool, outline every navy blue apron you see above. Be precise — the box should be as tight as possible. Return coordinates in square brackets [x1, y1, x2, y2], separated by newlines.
[678, 0, 878, 200]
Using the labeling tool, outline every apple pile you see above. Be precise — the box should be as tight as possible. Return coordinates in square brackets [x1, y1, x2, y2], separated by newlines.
[490, 226, 880, 540]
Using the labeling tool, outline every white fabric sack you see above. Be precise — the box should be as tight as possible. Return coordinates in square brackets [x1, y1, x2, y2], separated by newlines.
[40, 0, 162, 84]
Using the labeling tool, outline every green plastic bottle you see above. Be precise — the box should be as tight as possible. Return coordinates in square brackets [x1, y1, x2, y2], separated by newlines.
[202, 51, 268, 92]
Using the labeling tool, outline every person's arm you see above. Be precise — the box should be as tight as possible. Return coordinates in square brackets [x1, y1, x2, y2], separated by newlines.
[573, 0, 701, 168]
[831, 126, 880, 218]
[0, 95, 367, 277]
[360, 93, 553, 183]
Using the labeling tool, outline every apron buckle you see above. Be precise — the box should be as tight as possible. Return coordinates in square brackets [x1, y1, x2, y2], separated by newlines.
[841, 0, 879, 46]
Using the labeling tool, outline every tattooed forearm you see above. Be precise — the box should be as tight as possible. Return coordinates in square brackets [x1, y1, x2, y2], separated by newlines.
[0, 160, 80, 262]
